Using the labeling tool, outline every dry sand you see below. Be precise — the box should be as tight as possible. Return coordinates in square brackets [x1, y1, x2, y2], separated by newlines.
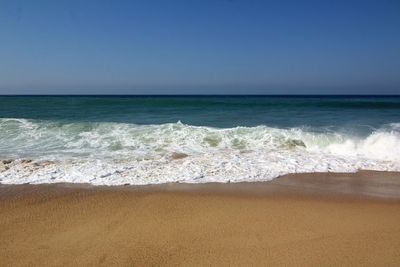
[1, 171, 400, 266]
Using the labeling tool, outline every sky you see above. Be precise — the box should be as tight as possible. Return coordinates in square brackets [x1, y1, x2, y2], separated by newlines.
[0, 0, 399, 94]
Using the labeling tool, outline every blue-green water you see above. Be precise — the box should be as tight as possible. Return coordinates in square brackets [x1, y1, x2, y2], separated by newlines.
[1, 95, 399, 133]
[0, 95, 399, 185]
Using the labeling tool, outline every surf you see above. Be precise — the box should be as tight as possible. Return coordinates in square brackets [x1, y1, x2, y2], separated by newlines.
[1, 118, 399, 185]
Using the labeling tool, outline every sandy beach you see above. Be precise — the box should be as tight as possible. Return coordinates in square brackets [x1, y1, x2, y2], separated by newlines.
[1, 171, 400, 266]
[2, 0, 400, 265]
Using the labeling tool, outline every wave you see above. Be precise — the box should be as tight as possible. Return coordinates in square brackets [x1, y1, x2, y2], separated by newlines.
[0, 118, 399, 185]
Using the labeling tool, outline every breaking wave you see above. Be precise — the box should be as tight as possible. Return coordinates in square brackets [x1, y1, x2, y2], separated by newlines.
[0, 118, 399, 185]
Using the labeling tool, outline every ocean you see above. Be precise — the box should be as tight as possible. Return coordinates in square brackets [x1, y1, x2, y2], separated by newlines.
[1, 95, 400, 185]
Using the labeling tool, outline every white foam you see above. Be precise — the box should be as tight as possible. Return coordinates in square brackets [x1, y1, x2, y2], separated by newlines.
[0, 119, 399, 185]
[326, 130, 400, 161]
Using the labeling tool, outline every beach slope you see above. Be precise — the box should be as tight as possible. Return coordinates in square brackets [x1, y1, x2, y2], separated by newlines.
[1, 171, 400, 266]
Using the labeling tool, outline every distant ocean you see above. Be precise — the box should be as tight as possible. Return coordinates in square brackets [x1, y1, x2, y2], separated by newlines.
[1, 95, 400, 185]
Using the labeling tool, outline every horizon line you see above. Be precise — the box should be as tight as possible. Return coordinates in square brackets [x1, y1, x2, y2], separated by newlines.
[0, 94, 400, 97]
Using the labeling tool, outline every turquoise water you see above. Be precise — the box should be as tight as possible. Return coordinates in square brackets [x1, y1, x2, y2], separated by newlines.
[0, 95, 399, 185]
[1, 96, 399, 132]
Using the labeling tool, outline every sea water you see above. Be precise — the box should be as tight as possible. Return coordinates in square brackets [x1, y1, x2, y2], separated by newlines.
[0, 95, 399, 185]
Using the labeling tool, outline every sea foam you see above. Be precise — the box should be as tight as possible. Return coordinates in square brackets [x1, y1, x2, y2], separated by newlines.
[0, 119, 399, 185]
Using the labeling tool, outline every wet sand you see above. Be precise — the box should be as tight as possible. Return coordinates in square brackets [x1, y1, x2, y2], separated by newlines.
[1, 171, 400, 266]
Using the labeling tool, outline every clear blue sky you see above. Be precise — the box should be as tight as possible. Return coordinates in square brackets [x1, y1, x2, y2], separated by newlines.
[1, 0, 399, 94]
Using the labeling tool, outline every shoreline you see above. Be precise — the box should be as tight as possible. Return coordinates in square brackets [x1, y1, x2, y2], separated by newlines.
[2, 170, 400, 200]
[1, 171, 400, 266]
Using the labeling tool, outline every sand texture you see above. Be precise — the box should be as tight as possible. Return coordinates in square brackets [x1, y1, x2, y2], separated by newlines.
[1, 171, 400, 266]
